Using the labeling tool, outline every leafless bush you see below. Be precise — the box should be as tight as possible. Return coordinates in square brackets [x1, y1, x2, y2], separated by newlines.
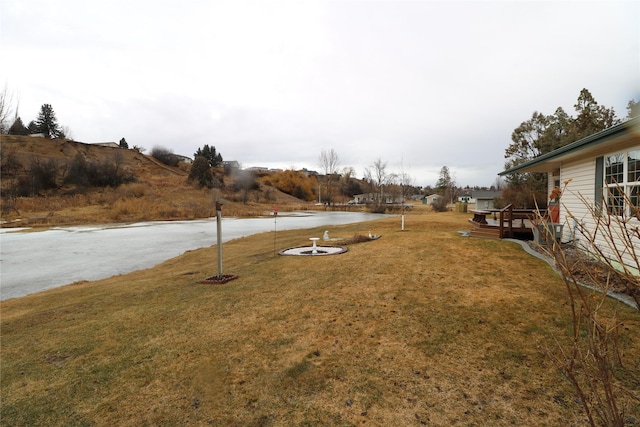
[151, 146, 180, 167]
[65, 154, 136, 188]
[29, 158, 58, 193]
[431, 196, 449, 212]
[368, 203, 386, 214]
[537, 182, 639, 427]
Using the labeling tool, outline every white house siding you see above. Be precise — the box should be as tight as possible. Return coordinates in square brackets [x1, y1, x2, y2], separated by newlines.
[548, 170, 560, 194]
[559, 158, 595, 242]
[559, 156, 639, 270]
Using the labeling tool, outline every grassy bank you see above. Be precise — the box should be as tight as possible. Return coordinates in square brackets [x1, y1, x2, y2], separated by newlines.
[1, 210, 638, 426]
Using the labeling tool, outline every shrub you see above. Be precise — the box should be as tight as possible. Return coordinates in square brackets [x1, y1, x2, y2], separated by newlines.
[431, 196, 449, 212]
[0, 151, 21, 178]
[64, 154, 136, 188]
[264, 170, 316, 201]
[151, 146, 180, 167]
[118, 183, 147, 198]
[65, 154, 90, 187]
[369, 203, 386, 214]
[501, 185, 547, 209]
[231, 170, 260, 204]
[29, 158, 58, 192]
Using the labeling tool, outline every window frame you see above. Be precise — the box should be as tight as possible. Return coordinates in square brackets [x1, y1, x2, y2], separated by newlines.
[603, 149, 640, 217]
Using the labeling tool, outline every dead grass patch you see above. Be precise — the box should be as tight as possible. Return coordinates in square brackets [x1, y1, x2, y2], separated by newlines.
[1, 211, 638, 426]
[1, 136, 322, 228]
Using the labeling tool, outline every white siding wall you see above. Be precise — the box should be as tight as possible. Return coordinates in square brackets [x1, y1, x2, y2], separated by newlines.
[559, 156, 639, 270]
[559, 159, 595, 244]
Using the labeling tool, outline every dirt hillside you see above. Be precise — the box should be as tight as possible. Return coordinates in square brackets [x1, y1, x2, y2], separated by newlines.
[0, 135, 313, 227]
[1, 135, 186, 180]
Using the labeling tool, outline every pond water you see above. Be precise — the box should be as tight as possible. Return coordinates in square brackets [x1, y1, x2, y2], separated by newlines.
[0, 211, 386, 300]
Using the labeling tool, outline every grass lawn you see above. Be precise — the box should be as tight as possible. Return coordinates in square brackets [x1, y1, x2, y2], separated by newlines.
[1, 209, 639, 426]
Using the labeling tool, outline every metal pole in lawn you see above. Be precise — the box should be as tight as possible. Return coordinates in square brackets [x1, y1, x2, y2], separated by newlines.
[273, 204, 278, 255]
[216, 201, 223, 279]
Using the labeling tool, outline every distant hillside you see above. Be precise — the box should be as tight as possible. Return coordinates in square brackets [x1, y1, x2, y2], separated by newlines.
[0, 135, 315, 227]
[1, 135, 187, 183]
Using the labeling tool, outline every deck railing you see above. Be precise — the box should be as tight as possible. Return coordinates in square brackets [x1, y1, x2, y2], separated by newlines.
[498, 205, 543, 238]
[499, 204, 512, 238]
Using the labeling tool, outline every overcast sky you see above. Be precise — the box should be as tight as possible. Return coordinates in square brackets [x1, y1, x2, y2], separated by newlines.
[1, 0, 638, 187]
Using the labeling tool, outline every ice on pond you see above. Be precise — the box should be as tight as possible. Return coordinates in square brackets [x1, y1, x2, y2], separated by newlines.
[1, 211, 386, 300]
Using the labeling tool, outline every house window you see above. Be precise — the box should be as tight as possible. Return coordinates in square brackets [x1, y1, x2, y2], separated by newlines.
[604, 150, 640, 216]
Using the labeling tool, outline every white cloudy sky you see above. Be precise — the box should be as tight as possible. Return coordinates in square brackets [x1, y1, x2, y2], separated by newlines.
[1, 0, 638, 187]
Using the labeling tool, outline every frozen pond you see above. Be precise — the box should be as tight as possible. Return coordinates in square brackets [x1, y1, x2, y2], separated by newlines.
[0, 211, 386, 301]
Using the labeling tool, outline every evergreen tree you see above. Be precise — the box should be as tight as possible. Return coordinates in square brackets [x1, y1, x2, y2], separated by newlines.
[8, 117, 29, 135]
[502, 89, 622, 207]
[540, 107, 572, 153]
[570, 88, 619, 139]
[435, 165, 456, 203]
[35, 104, 64, 138]
[119, 137, 129, 149]
[194, 144, 223, 167]
[27, 120, 38, 134]
[188, 156, 214, 188]
[505, 89, 621, 175]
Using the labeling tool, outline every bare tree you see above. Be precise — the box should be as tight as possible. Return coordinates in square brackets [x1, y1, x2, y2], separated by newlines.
[364, 158, 389, 203]
[362, 158, 400, 214]
[492, 176, 505, 191]
[339, 166, 362, 200]
[0, 84, 15, 134]
[61, 126, 73, 141]
[398, 160, 415, 230]
[318, 149, 339, 205]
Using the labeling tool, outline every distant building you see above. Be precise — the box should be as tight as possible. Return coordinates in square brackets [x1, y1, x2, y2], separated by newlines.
[458, 193, 473, 203]
[92, 142, 120, 148]
[471, 190, 501, 210]
[353, 193, 402, 204]
[176, 155, 193, 164]
[223, 160, 240, 169]
[423, 194, 443, 205]
[300, 168, 319, 176]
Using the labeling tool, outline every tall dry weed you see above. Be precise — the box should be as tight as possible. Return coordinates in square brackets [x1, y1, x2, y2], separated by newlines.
[117, 183, 147, 198]
[537, 182, 640, 427]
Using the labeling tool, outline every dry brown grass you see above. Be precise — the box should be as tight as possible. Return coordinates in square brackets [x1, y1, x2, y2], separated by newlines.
[1, 136, 323, 227]
[1, 210, 639, 426]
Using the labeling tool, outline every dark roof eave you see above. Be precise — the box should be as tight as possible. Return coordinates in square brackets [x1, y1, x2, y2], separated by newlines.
[498, 116, 640, 176]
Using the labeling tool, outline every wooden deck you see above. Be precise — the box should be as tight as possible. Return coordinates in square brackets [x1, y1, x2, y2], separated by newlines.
[468, 206, 542, 240]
